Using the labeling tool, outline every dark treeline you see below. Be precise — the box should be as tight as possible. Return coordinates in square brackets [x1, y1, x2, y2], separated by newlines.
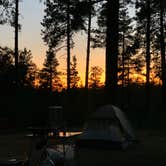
[0, 0, 166, 129]
[0, 86, 165, 129]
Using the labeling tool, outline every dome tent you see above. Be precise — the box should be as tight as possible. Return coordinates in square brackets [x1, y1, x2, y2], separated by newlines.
[76, 105, 136, 149]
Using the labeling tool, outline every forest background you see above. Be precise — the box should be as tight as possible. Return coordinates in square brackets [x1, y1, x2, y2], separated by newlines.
[0, 0, 165, 130]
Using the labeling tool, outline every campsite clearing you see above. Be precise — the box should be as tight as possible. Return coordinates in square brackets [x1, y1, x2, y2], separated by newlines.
[0, 130, 166, 166]
[76, 130, 166, 165]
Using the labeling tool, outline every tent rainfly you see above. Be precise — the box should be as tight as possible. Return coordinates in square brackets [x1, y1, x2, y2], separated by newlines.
[76, 105, 136, 149]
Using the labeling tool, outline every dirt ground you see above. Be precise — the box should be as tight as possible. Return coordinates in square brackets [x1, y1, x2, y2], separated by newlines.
[76, 130, 166, 166]
[0, 132, 30, 161]
[0, 130, 166, 166]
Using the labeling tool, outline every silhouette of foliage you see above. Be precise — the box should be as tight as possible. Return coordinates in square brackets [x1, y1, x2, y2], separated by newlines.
[0, 47, 37, 90]
[41, 0, 88, 90]
[39, 49, 62, 92]
[0, 0, 15, 25]
[18, 48, 37, 87]
[89, 66, 103, 89]
[70, 55, 80, 88]
[0, 47, 15, 91]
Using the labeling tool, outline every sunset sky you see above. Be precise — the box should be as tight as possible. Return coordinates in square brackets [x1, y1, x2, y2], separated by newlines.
[0, 0, 105, 84]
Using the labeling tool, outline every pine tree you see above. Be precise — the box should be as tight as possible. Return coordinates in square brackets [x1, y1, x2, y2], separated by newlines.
[119, 0, 134, 87]
[91, 0, 133, 103]
[85, 0, 92, 89]
[70, 55, 80, 88]
[39, 49, 60, 92]
[134, 0, 165, 110]
[41, 0, 86, 90]
[18, 48, 37, 87]
[89, 66, 103, 89]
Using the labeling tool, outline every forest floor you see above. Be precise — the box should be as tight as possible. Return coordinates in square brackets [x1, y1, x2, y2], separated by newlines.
[0, 129, 166, 166]
[76, 129, 166, 166]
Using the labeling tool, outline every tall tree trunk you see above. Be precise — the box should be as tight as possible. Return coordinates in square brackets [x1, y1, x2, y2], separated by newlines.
[121, 32, 125, 108]
[15, 0, 19, 87]
[146, 0, 151, 112]
[122, 32, 125, 87]
[50, 67, 52, 93]
[67, 0, 71, 90]
[127, 53, 130, 107]
[121, 0, 126, 88]
[160, 0, 166, 103]
[105, 1, 111, 90]
[85, 0, 92, 89]
[105, 0, 119, 104]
